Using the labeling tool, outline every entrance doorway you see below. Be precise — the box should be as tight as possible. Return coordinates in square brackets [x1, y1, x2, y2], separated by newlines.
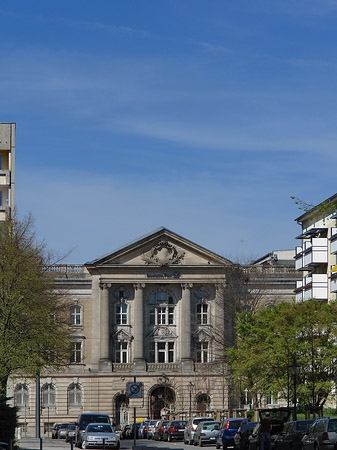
[150, 386, 175, 419]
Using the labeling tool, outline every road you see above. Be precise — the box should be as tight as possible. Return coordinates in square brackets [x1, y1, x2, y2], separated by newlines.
[18, 438, 220, 450]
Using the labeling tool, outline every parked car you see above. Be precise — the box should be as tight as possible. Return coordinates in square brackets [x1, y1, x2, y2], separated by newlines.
[126, 422, 140, 439]
[184, 417, 215, 445]
[66, 423, 77, 443]
[82, 423, 119, 449]
[146, 420, 159, 439]
[301, 418, 337, 450]
[139, 420, 150, 438]
[163, 420, 188, 442]
[154, 420, 170, 441]
[193, 420, 221, 446]
[58, 423, 70, 439]
[52, 423, 62, 439]
[75, 413, 111, 448]
[216, 419, 243, 449]
[248, 408, 291, 450]
[233, 421, 258, 450]
[274, 420, 314, 450]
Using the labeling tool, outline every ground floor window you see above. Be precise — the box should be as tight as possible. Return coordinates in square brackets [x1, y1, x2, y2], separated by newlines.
[148, 341, 174, 363]
[68, 383, 82, 406]
[14, 384, 29, 407]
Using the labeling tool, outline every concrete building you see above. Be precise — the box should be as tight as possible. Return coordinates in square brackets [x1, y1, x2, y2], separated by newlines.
[8, 228, 299, 435]
[294, 193, 337, 302]
[0, 123, 15, 220]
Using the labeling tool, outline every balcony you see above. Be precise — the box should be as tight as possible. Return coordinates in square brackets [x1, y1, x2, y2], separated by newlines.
[0, 170, 10, 185]
[295, 274, 328, 302]
[295, 238, 328, 271]
[330, 269, 337, 293]
[330, 228, 337, 255]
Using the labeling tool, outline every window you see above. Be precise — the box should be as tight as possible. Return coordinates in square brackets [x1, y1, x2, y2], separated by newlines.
[70, 305, 82, 326]
[197, 303, 208, 324]
[115, 288, 128, 301]
[116, 304, 128, 325]
[196, 341, 208, 362]
[148, 341, 174, 363]
[148, 291, 175, 325]
[0, 155, 2, 170]
[0, 191, 2, 206]
[14, 384, 29, 407]
[41, 383, 55, 407]
[115, 342, 128, 363]
[70, 341, 82, 363]
[68, 383, 82, 407]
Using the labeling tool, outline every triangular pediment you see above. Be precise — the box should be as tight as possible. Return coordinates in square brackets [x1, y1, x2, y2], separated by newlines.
[146, 326, 177, 339]
[85, 227, 232, 269]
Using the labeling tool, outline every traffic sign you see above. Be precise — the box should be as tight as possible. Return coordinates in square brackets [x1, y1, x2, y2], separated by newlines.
[127, 382, 143, 398]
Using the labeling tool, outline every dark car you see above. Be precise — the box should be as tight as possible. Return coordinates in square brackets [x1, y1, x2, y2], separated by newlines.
[163, 420, 187, 442]
[274, 420, 314, 450]
[126, 422, 140, 439]
[216, 419, 243, 449]
[120, 424, 130, 440]
[234, 421, 258, 450]
[52, 423, 62, 439]
[75, 413, 111, 448]
[154, 420, 169, 441]
[248, 408, 292, 450]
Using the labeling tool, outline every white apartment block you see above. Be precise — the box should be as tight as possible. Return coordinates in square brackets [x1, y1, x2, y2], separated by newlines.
[0, 123, 15, 220]
[294, 193, 337, 302]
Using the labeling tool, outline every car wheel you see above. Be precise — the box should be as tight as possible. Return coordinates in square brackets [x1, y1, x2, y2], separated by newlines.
[216, 442, 220, 449]
[194, 440, 198, 446]
[168, 435, 172, 442]
[116, 442, 120, 450]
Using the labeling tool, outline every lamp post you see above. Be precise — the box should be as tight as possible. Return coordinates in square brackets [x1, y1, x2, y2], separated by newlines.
[188, 381, 194, 418]
[290, 359, 299, 421]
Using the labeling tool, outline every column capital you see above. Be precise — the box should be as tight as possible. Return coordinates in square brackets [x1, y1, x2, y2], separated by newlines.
[181, 283, 193, 290]
[100, 282, 112, 290]
[133, 283, 146, 290]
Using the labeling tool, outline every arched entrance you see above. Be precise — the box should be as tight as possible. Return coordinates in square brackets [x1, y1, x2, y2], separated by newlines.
[115, 394, 129, 428]
[196, 393, 211, 413]
[149, 385, 175, 419]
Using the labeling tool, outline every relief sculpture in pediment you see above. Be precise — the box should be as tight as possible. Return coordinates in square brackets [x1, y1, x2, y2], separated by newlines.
[141, 241, 185, 266]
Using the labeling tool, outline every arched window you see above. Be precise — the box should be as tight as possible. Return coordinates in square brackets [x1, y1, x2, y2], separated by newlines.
[70, 305, 82, 326]
[68, 383, 82, 407]
[14, 384, 29, 407]
[41, 383, 56, 407]
[197, 393, 211, 413]
[148, 291, 175, 325]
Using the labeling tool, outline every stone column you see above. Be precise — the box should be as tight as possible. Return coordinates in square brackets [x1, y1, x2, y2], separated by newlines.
[180, 283, 193, 371]
[133, 283, 146, 370]
[99, 282, 112, 371]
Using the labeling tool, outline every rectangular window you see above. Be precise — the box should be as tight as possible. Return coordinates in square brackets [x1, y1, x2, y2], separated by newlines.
[70, 342, 82, 363]
[196, 342, 208, 363]
[197, 304, 208, 325]
[157, 307, 166, 325]
[168, 307, 174, 324]
[148, 341, 175, 363]
[149, 307, 155, 325]
[116, 304, 128, 325]
[115, 342, 128, 363]
[70, 305, 82, 326]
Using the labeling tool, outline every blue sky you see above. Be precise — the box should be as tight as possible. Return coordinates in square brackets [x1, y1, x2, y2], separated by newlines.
[1, 0, 337, 263]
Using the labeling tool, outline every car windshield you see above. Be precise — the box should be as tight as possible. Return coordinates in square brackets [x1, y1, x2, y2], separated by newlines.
[81, 416, 109, 426]
[228, 421, 242, 430]
[68, 425, 76, 430]
[87, 424, 112, 433]
[61, 424, 69, 429]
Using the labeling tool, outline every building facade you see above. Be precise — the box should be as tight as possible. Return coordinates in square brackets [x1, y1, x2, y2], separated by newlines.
[294, 193, 337, 302]
[0, 123, 15, 220]
[8, 228, 300, 435]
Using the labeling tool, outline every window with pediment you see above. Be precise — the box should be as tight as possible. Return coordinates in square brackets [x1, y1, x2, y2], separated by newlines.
[148, 291, 175, 325]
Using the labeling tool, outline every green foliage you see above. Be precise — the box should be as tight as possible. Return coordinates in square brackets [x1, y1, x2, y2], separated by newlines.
[228, 300, 337, 410]
[0, 215, 71, 396]
[290, 196, 337, 217]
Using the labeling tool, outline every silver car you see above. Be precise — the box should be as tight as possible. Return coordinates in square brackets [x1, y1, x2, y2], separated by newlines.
[302, 418, 337, 450]
[194, 421, 221, 446]
[184, 417, 215, 445]
[82, 423, 120, 449]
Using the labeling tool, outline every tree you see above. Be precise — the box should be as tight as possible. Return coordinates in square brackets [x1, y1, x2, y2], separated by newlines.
[228, 300, 337, 413]
[0, 215, 71, 399]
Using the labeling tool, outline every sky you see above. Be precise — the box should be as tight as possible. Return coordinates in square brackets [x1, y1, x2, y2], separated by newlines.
[1, 0, 337, 264]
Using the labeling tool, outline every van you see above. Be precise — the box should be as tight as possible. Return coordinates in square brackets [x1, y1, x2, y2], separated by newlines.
[75, 413, 111, 448]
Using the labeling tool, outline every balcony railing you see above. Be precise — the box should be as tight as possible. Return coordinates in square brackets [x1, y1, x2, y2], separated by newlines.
[295, 238, 328, 270]
[295, 274, 328, 301]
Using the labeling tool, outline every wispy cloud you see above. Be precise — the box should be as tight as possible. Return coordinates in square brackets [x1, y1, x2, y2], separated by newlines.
[192, 40, 231, 54]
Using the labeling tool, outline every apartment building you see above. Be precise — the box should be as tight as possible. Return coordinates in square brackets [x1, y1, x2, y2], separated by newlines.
[294, 193, 337, 302]
[0, 123, 15, 220]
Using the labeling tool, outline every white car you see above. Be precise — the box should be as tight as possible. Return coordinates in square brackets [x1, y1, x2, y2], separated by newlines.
[82, 423, 120, 449]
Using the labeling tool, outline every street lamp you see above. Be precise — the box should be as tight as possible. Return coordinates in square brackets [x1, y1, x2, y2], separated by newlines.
[188, 381, 194, 418]
[290, 358, 299, 421]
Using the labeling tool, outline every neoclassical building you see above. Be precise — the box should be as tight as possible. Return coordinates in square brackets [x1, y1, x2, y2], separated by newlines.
[8, 227, 299, 435]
